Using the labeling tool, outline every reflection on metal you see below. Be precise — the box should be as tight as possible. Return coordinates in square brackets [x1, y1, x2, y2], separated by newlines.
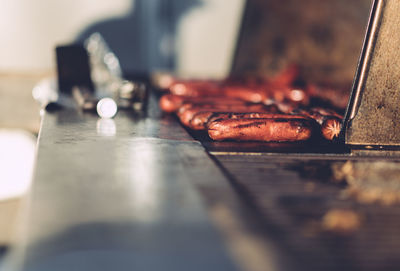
[344, 0, 400, 147]
[126, 141, 161, 223]
[84, 33, 123, 83]
[96, 119, 116, 137]
[2, 97, 240, 271]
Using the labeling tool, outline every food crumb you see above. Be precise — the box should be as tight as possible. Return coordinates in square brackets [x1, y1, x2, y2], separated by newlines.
[322, 209, 361, 234]
[304, 182, 316, 192]
[334, 161, 400, 205]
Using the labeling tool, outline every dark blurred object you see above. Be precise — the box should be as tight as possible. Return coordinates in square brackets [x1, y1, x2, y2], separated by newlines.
[84, 33, 148, 112]
[77, 0, 202, 76]
[55, 43, 118, 117]
[49, 34, 148, 117]
[56, 45, 94, 94]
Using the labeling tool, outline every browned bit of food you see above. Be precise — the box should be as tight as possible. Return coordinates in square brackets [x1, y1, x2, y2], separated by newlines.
[331, 161, 353, 183]
[337, 161, 400, 205]
[207, 118, 313, 142]
[321, 117, 342, 140]
[322, 209, 362, 234]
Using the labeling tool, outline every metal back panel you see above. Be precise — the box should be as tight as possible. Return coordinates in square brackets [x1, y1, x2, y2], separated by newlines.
[232, 0, 371, 88]
[345, 0, 400, 146]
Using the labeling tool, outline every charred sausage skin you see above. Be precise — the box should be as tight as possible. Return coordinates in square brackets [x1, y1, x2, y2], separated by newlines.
[208, 118, 313, 142]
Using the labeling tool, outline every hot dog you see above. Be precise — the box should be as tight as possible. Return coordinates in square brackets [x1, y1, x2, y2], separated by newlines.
[291, 107, 343, 140]
[292, 107, 342, 124]
[188, 105, 281, 130]
[309, 107, 342, 119]
[222, 86, 269, 103]
[159, 94, 246, 113]
[159, 94, 186, 113]
[306, 84, 349, 110]
[169, 80, 220, 96]
[179, 104, 268, 127]
[268, 64, 300, 88]
[206, 112, 308, 125]
[208, 118, 313, 142]
[274, 87, 309, 105]
[190, 109, 290, 131]
[321, 117, 342, 140]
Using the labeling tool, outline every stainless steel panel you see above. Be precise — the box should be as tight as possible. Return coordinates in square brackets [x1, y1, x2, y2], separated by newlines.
[345, 0, 400, 146]
[1, 95, 241, 271]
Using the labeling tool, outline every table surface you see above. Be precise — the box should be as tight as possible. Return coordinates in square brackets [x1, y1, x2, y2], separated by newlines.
[1, 92, 285, 271]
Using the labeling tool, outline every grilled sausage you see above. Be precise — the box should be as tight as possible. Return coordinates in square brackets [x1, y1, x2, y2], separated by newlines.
[291, 107, 343, 140]
[222, 86, 269, 103]
[187, 105, 281, 130]
[159, 94, 246, 113]
[169, 80, 220, 96]
[292, 107, 342, 124]
[159, 94, 186, 113]
[208, 118, 313, 142]
[306, 84, 349, 110]
[190, 111, 225, 130]
[277, 87, 309, 105]
[190, 110, 291, 131]
[309, 107, 342, 119]
[179, 104, 268, 127]
[268, 64, 300, 88]
[206, 112, 308, 125]
[291, 108, 325, 124]
[177, 101, 257, 118]
[321, 117, 342, 140]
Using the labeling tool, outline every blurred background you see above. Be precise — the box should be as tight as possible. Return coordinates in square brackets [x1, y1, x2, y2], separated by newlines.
[0, 0, 244, 248]
[0, 0, 244, 132]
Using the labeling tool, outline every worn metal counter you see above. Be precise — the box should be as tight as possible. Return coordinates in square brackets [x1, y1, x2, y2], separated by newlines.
[1, 94, 282, 271]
